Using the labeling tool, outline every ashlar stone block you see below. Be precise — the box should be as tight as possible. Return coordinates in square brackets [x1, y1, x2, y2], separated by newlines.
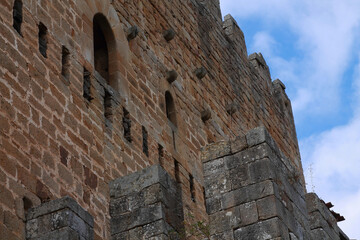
[110, 165, 184, 239]
[25, 196, 94, 240]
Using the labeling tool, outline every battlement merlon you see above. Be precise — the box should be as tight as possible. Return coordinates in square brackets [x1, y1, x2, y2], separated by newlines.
[272, 78, 301, 168]
[196, 0, 222, 23]
[223, 14, 248, 58]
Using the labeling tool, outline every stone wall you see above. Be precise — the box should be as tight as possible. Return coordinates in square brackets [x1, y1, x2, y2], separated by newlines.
[25, 196, 94, 240]
[109, 165, 183, 239]
[20, 129, 349, 240]
[0, 0, 313, 239]
[202, 127, 348, 240]
[306, 193, 350, 240]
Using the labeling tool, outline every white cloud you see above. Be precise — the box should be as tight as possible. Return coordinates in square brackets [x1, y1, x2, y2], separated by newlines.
[252, 31, 276, 57]
[220, 0, 360, 116]
[301, 113, 360, 238]
[299, 54, 360, 239]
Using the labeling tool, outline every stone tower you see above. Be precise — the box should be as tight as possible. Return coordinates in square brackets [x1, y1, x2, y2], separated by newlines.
[0, 0, 348, 239]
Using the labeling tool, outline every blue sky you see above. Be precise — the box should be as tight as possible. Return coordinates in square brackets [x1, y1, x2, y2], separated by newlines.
[219, 0, 360, 238]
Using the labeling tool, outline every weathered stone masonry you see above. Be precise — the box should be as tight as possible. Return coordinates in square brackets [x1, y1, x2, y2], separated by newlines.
[0, 0, 349, 239]
[201, 127, 349, 240]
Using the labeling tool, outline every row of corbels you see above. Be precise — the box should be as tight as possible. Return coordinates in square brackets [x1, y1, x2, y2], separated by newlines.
[127, 26, 176, 42]
[126, 26, 237, 122]
[200, 103, 237, 122]
[166, 66, 207, 84]
[165, 67, 236, 122]
[126, 25, 208, 82]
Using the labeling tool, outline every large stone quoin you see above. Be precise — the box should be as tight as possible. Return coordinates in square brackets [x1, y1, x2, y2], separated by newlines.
[0, 0, 349, 239]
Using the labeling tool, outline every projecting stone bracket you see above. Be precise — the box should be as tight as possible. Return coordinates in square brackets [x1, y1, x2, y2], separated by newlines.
[166, 70, 178, 84]
[127, 25, 139, 41]
[226, 102, 237, 115]
[163, 28, 176, 41]
[201, 108, 212, 122]
[25, 196, 94, 240]
[195, 67, 207, 79]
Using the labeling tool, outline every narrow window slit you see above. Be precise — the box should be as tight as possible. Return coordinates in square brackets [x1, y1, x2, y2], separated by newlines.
[202, 187, 207, 207]
[23, 197, 33, 215]
[165, 91, 176, 126]
[123, 108, 132, 142]
[83, 68, 92, 101]
[172, 130, 176, 151]
[189, 174, 195, 202]
[158, 144, 164, 166]
[174, 159, 180, 183]
[142, 126, 149, 157]
[104, 89, 112, 123]
[38, 22, 47, 58]
[93, 14, 109, 83]
[13, 0, 23, 35]
[202, 187, 206, 200]
[61, 46, 70, 80]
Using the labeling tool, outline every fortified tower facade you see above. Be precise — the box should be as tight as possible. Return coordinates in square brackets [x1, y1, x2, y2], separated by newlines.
[0, 0, 348, 239]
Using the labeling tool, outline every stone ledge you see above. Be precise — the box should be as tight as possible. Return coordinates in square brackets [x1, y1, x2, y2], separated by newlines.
[201, 135, 248, 163]
[202, 126, 282, 163]
[27, 227, 79, 240]
[26, 196, 94, 227]
[109, 164, 176, 199]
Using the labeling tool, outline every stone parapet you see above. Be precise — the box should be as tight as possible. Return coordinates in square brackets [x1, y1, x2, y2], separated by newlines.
[109, 164, 184, 239]
[306, 193, 349, 240]
[25, 196, 94, 240]
[223, 14, 248, 58]
[249, 52, 271, 87]
[202, 126, 310, 239]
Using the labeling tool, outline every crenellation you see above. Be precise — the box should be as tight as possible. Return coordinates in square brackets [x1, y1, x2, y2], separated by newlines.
[25, 196, 94, 240]
[223, 14, 248, 58]
[0, 0, 350, 239]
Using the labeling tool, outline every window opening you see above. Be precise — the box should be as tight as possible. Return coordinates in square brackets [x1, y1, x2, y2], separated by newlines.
[93, 14, 109, 83]
[104, 89, 112, 123]
[13, 0, 23, 35]
[158, 144, 164, 165]
[83, 68, 92, 101]
[23, 197, 33, 215]
[172, 130, 176, 151]
[189, 174, 195, 202]
[174, 159, 180, 183]
[38, 22, 47, 58]
[142, 126, 149, 157]
[165, 91, 176, 126]
[123, 108, 132, 142]
[61, 46, 70, 80]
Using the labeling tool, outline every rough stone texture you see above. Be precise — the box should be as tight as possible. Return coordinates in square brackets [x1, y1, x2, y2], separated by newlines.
[25, 196, 94, 240]
[306, 193, 349, 240]
[109, 165, 184, 239]
[0, 0, 348, 239]
[203, 127, 348, 240]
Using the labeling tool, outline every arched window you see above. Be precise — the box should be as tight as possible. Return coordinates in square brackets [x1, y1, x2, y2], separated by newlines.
[13, 0, 22, 35]
[93, 13, 115, 85]
[165, 91, 176, 126]
[93, 13, 116, 125]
